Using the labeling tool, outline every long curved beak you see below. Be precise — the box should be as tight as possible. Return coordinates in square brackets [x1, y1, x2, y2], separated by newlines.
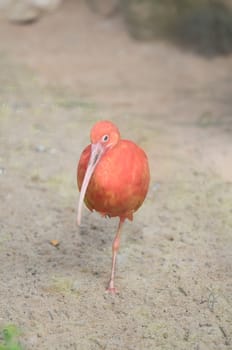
[77, 142, 104, 226]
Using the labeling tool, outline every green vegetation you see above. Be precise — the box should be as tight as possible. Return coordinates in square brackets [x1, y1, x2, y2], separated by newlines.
[0, 325, 23, 350]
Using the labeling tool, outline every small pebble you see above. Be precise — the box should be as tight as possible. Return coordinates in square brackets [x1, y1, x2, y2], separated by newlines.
[35, 144, 46, 152]
[50, 239, 60, 247]
[0, 167, 5, 175]
[49, 148, 57, 154]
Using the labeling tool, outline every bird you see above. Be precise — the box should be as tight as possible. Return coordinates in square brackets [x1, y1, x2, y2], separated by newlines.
[77, 120, 150, 293]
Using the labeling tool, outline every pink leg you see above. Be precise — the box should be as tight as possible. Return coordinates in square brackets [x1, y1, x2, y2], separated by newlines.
[106, 217, 125, 294]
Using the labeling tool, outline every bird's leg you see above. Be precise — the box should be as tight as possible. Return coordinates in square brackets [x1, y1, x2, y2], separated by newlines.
[106, 217, 125, 294]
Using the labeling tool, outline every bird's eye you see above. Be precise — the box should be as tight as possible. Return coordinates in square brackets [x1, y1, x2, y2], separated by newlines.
[102, 134, 109, 142]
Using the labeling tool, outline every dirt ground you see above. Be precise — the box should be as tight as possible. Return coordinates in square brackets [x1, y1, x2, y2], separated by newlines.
[0, 0, 232, 349]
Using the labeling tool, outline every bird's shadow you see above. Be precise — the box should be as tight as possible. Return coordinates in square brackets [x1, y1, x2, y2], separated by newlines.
[25, 204, 144, 290]
[37, 210, 120, 277]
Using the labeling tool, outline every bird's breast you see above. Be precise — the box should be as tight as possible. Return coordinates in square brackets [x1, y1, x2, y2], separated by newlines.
[78, 140, 150, 219]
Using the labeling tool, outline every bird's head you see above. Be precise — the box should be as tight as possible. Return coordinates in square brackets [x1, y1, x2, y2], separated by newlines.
[90, 120, 120, 149]
[77, 120, 120, 225]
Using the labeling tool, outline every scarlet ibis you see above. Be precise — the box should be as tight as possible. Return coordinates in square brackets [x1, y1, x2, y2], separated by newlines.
[77, 120, 150, 293]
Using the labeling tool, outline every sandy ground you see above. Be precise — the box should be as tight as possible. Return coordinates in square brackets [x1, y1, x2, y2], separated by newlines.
[0, 0, 232, 349]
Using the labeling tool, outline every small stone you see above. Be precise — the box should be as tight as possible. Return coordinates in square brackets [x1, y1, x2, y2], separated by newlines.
[49, 148, 57, 154]
[35, 144, 46, 152]
[50, 239, 60, 247]
[0, 167, 5, 175]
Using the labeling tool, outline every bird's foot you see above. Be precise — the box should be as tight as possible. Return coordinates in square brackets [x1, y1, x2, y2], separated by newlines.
[105, 286, 119, 294]
[105, 280, 119, 294]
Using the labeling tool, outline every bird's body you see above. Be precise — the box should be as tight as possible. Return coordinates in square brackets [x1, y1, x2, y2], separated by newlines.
[77, 120, 150, 293]
[78, 139, 149, 220]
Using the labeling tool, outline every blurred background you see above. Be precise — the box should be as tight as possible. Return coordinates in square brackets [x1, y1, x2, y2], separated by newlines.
[0, 1, 231, 350]
[2, 0, 232, 55]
